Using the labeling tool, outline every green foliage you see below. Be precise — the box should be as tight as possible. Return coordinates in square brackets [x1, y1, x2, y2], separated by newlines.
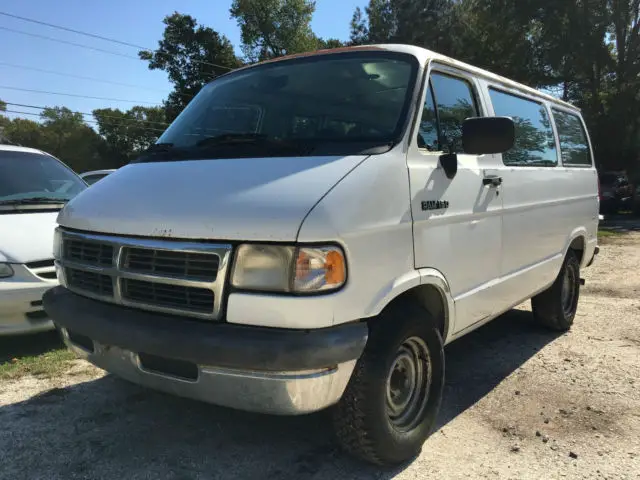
[139, 12, 241, 121]
[350, 0, 640, 175]
[92, 106, 167, 166]
[230, 0, 319, 61]
[0, 104, 129, 172]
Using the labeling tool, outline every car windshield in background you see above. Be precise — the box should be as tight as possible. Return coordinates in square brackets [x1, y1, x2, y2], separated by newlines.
[146, 51, 419, 161]
[0, 150, 86, 205]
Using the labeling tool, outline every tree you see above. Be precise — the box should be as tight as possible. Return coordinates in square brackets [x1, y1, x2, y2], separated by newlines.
[93, 106, 167, 166]
[139, 13, 242, 121]
[230, 0, 319, 61]
[317, 38, 345, 50]
[349, 0, 459, 54]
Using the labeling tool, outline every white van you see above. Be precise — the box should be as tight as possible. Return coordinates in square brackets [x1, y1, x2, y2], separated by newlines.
[44, 45, 599, 465]
[0, 145, 87, 335]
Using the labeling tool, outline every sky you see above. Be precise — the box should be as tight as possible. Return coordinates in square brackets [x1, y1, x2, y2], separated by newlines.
[0, 0, 363, 123]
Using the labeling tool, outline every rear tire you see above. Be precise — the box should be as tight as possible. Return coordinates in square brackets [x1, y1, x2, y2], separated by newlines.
[332, 301, 444, 465]
[531, 251, 580, 331]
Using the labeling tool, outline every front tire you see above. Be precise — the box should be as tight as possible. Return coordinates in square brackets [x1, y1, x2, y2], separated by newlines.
[332, 301, 445, 465]
[531, 251, 581, 331]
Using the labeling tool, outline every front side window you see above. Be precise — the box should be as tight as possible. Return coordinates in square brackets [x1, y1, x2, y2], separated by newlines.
[552, 109, 592, 167]
[0, 150, 86, 205]
[419, 73, 478, 152]
[489, 89, 558, 167]
[417, 83, 439, 151]
[147, 52, 419, 161]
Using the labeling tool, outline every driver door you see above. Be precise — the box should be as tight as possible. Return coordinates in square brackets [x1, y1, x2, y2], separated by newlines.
[407, 64, 505, 334]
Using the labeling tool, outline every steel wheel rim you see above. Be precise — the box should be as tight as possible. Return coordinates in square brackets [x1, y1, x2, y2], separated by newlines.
[386, 336, 432, 432]
[561, 266, 577, 316]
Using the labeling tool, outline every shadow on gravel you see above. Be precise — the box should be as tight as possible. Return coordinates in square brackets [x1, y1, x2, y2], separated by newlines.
[0, 309, 559, 480]
[600, 214, 640, 233]
[0, 330, 63, 364]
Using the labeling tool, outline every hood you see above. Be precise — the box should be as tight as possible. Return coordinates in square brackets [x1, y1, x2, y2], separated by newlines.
[0, 211, 58, 263]
[58, 155, 367, 242]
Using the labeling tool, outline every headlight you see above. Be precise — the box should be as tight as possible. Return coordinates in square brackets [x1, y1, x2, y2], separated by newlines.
[0, 263, 14, 278]
[231, 244, 346, 293]
[53, 227, 63, 260]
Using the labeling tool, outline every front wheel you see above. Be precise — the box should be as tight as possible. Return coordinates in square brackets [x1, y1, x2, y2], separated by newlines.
[332, 302, 445, 465]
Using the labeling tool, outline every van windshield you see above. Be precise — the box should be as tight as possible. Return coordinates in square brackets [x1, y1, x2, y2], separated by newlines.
[0, 150, 86, 206]
[144, 51, 419, 161]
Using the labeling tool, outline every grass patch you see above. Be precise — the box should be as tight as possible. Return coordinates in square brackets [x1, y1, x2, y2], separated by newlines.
[0, 331, 75, 381]
[598, 230, 620, 238]
[0, 348, 75, 381]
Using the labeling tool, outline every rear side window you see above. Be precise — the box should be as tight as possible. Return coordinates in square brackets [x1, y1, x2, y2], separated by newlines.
[552, 109, 592, 167]
[418, 72, 478, 153]
[489, 88, 558, 167]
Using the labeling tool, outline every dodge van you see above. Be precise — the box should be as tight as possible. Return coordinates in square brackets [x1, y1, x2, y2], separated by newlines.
[1, 145, 86, 335]
[44, 45, 599, 465]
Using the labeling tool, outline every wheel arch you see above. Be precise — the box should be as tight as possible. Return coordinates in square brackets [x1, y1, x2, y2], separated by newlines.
[564, 227, 588, 266]
[366, 268, 455, 344]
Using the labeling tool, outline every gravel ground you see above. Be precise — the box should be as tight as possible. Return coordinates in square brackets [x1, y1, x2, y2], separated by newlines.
[1, 229, 639, 480]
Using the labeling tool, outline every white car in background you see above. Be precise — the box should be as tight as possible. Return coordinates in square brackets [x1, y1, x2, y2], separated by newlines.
[80, 169, 116, 186]
[0, 145, 87, 335]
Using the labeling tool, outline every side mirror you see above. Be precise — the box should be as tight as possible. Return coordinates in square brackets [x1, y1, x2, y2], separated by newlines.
[462, 116, 515, 155]
[439, 153, 458, 180]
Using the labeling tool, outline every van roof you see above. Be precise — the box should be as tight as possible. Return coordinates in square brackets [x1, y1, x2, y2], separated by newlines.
[0, 144, 47, 155]
[236, 43, 578, 111]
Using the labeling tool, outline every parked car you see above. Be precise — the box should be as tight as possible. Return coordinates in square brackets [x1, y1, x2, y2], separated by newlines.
[632, 184, 640, 216]
[0, 145, 87, 335]
[80, 169, 116, 185]
[44, 45, 599, 465]
[599, 171, 631, 214]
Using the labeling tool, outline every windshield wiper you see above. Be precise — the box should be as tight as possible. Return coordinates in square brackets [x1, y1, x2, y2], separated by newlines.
[0, 197, 68, 206]
[195, 134, 315, 154]
[146, 142, 175, 152]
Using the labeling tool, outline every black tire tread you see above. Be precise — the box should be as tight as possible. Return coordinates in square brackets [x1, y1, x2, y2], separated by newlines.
[332, 301, 444, 465]
[532, 251, 580, 331]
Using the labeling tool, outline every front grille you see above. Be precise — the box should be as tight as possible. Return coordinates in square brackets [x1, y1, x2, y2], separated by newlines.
[123, 247, 219, 281]
[64, 238, 113, 266]
[66, 269, 114, 297]
[57, 230, 232, 321]
[122, 278, 214, 314]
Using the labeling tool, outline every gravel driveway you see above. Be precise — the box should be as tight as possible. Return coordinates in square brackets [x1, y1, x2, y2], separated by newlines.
[1, 230, 638, 480]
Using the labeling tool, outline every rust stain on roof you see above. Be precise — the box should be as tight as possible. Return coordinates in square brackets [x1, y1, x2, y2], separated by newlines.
[256, 45, 386, 66]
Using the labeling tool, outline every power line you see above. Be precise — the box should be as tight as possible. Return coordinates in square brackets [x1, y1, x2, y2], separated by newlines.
[0, 11, 236, 72]
[4, 102, 170, 127]
[0, 10, 150, 50]
[0, 25, 140, 60]
[0, 85, 158, 104]
[0, 61, 170, 93]
[2, 109, 166, 134]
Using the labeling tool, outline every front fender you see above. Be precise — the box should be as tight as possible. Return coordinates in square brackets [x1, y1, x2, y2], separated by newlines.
[366, 267, 455, 343]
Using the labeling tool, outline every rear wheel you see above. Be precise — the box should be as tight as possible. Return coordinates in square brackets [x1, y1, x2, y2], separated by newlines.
[531, 251, 580, 331]
[332, 301, 445, 465]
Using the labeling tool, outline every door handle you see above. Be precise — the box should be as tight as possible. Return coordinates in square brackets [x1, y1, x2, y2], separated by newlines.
[483, 176, 503, 187]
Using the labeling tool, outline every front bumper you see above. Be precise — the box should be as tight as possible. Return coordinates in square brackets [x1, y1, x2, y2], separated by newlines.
[43, 287, 368, 415]
[0, 278, 56, 336]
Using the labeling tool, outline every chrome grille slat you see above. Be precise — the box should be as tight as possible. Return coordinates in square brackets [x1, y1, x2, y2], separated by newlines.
[123, 247, 220, 281]
[56, 229, 232, 321]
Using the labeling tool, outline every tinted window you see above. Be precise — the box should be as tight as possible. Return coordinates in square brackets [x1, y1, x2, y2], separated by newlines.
[417, 83, 439, 150]
[552, 110, 591, 166]
[83, 174, 108, 185]
[428, 73, 478, 152]
[0, 150, 86, 202]
[155, 52, 419, 159]
[489, 89, 558, 166]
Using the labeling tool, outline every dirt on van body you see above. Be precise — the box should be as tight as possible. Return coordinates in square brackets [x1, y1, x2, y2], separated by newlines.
[0, 226, 639, 480]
